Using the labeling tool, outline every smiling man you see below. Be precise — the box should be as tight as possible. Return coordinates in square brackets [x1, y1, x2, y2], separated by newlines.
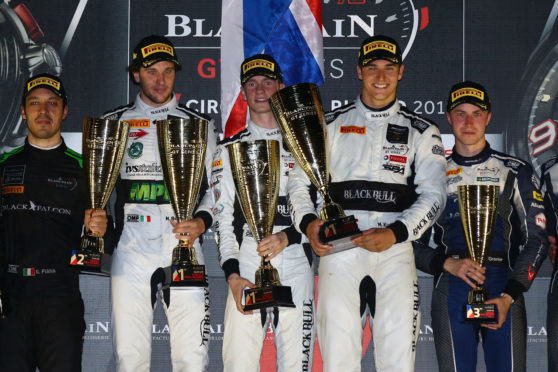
[414, 81, 548, 372]
[288, 35, 447, 371]
[102, 35, 218, 371]
[213, 54, 315, 371]
[0, 74, 108, 371]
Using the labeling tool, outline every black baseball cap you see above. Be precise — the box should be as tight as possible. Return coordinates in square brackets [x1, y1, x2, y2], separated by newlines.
[358, 35, 403, 66]
[131, 35, 181, 69]
[240, 54, 283, 85]
[22, 73, 67, 106]
[446, 81, 491, 112]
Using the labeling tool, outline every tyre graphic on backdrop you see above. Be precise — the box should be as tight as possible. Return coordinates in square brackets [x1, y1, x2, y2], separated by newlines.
[0, 1, 61, 151]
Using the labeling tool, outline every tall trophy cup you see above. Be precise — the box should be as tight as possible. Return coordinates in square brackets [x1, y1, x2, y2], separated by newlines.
[270, 82, 360, 254]
[228, 139, 295, 311]
[157, 118, 208, 287]
[458, 184, 499, 323]
[70, 118, 129, 274]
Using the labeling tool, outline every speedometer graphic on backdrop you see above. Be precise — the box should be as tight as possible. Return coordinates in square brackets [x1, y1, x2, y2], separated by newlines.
[511, 0, 558, 173]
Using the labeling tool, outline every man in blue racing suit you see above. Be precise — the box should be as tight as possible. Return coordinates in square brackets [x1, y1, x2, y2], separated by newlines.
[414, 81, 548, 372]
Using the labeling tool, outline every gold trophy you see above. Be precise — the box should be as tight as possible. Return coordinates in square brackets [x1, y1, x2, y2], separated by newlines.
[228, 139, 295, 310]
[458, 184, 499, 323]
[156, 118, 208, 287]
[70, 118, 129, 274]
[270, 82, 360, 254]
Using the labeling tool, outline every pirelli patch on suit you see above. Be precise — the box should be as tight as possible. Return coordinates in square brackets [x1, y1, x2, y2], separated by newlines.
[125, 119, 150, 128]
[340, 125, 366, 135]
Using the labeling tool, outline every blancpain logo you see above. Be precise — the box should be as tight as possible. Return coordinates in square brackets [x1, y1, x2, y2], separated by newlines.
[2, 201, 71, 215]
[48, 176, 78, 191]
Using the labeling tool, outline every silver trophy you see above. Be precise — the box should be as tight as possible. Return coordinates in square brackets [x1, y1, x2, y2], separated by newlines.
[156, 118, 208, 287]
[70, 118, 129, 274]
[458, 184, 499, 323]
[270, 82, 360, 254]
[228, 139, 295, 310]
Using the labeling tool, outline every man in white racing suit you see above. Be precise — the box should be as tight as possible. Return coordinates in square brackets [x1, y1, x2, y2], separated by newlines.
[287, 35, 447, 371]
[214, 54, 315, 371]
[102, 35, 217, 371]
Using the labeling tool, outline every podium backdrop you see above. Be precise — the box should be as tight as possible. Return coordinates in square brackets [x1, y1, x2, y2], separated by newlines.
[1, 0, 556, 370]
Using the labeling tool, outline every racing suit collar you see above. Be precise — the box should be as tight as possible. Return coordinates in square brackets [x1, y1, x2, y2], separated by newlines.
[25, 137, 66, 154]
[247, 119, 281, 138]
[451, 142, 492, 166]
[357, 96, 400, 120]
[134, 92, 178, 116]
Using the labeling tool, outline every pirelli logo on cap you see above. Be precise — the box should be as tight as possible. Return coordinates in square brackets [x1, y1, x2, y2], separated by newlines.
[340, 126, 366, 135]
[451, 88, 484, 102]
[141, 43, 174, 58]
[125, 119, 150, 128]
[363, 41, 396, 55]
[27, 77, 60, 91]
[446, 168, 462, 176]
[212, 159, 223, 168]
[3, 186, 24, 194]
[242, 59, 275, 74]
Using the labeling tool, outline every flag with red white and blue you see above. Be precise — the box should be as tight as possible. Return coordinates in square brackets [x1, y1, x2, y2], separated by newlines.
[220, 0, 324, 138]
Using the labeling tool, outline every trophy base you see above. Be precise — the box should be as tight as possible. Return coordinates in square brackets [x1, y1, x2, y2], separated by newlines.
[318, 215, 361, 255]
[465, 303, 497, 323]
[69, 249, 112, 276]
[171, 263, 208, 287]
[243, 285, 296, 311]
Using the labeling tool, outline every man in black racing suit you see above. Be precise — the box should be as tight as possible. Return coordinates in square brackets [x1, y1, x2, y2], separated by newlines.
[0, 74, 109, 371]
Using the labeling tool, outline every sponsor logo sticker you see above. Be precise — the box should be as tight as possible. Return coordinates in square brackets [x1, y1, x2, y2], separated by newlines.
[3, 186, 24, 194]
[451, 87, 484, 102]
[340, 125, 366, 135]
[535, 213, 546, 229]
[446, 168, 462, 176]
[212, 159, 223, 168]
[141, 43, 174, 58]
[27, 77, 60, 91]
[533, 191, 543, 202]
[128, 142, 144, 159]
[242, 59, 275, 73]
[125, 119, 150, 128]
[363, 40, 396, 54]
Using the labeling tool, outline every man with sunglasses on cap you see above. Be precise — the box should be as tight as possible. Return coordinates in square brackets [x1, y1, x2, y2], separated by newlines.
[288, 35, 446, 371]
[413, 81, 548, 371]
[213, 54, 315, 371]
[0, 74, 109, 371]
[102, 35, 218, 371]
